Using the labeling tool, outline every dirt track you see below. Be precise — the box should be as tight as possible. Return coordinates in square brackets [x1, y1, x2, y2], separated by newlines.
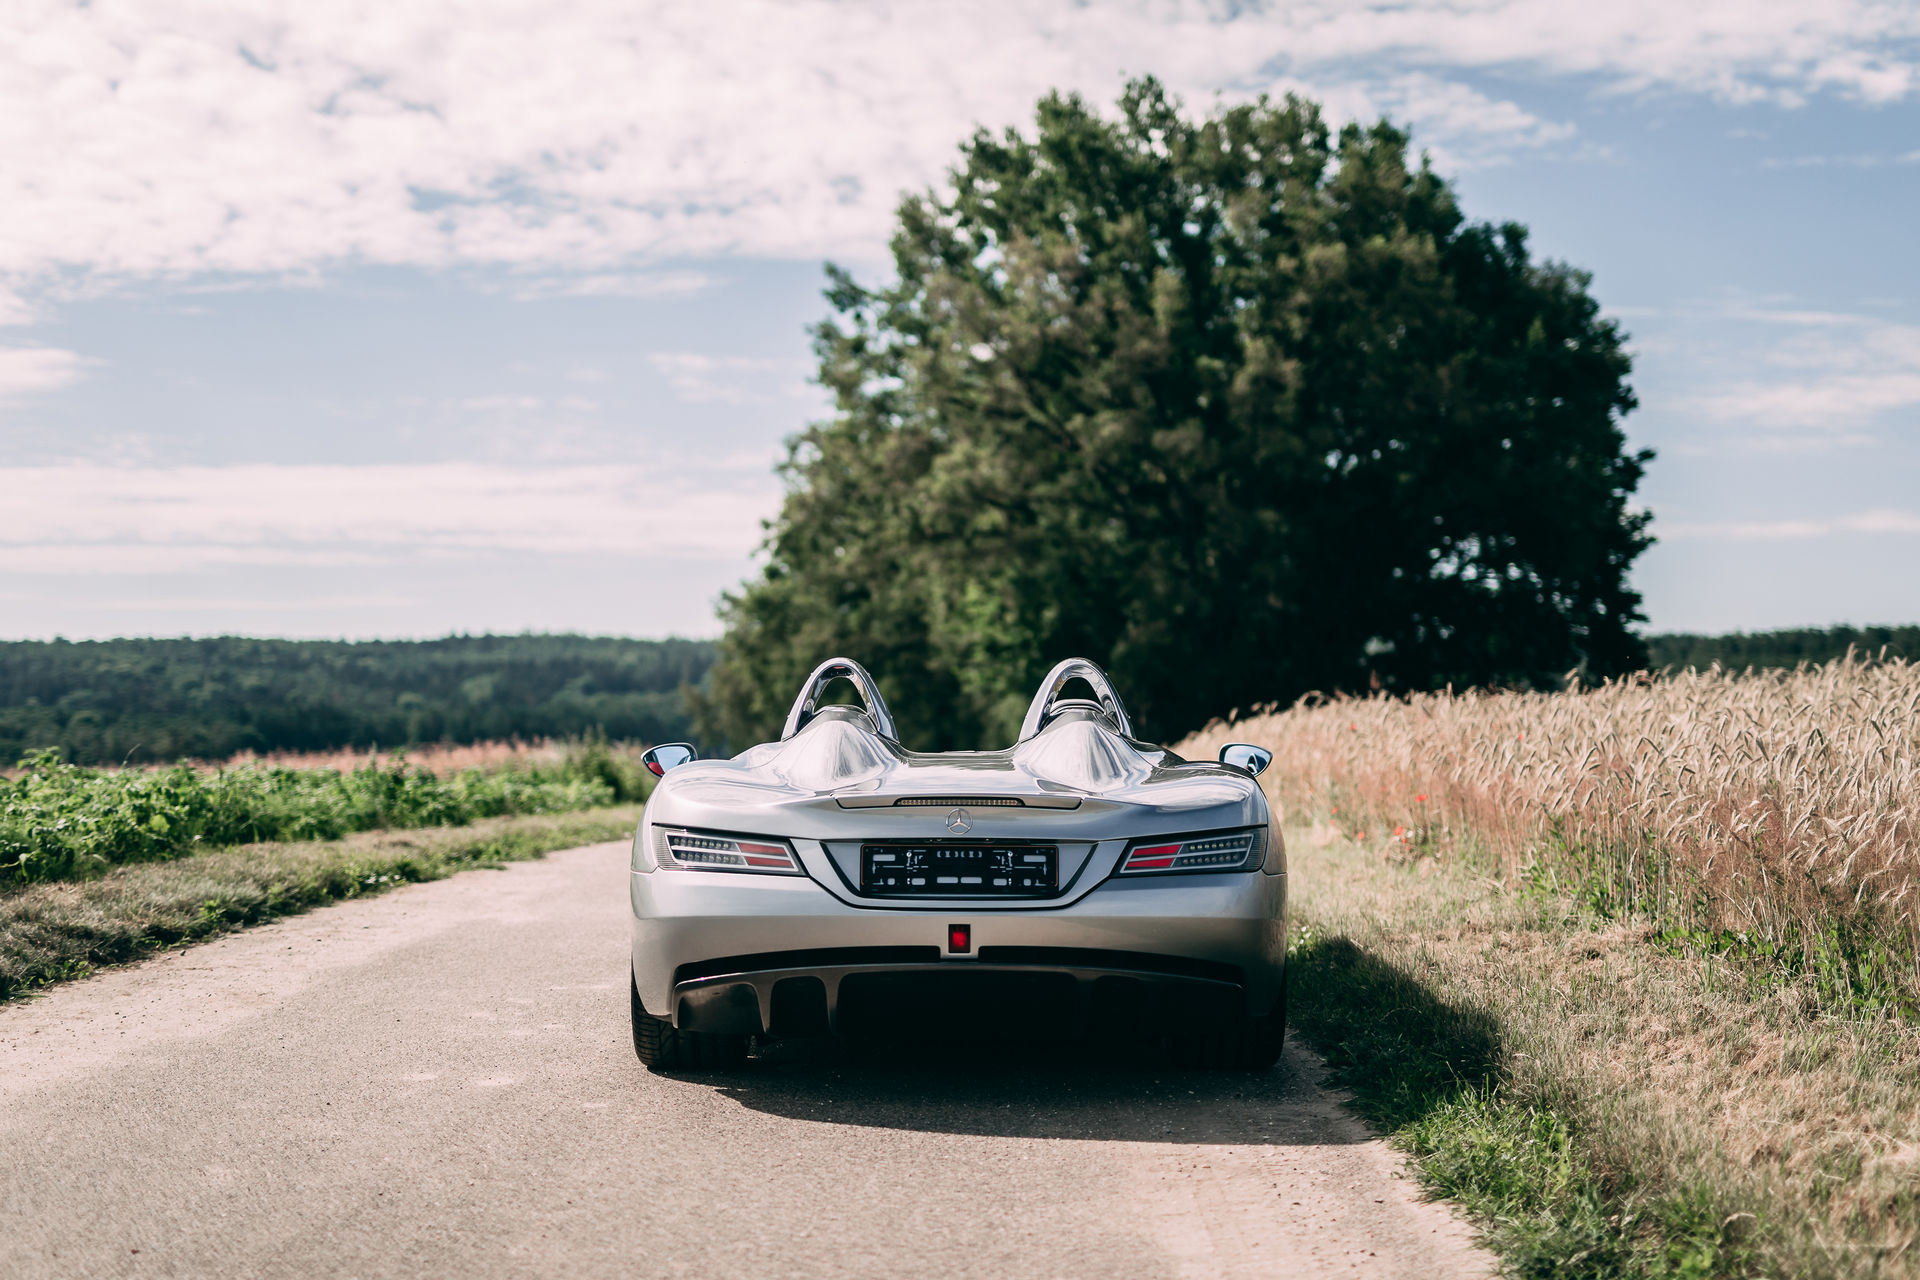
[0, 840, 1490, 1279]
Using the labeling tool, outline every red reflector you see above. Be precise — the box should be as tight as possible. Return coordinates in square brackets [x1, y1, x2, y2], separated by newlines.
[742, 855, 792, 867]
[948, 924, 971, 953]
[737, 843, 787, 855]
[645, 760, 665, 777]
[1125, 842, 1181, 870]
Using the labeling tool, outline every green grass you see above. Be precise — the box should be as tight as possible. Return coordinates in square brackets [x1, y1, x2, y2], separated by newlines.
[1, 745, 645, 886]
[1521, 846, 1920, 1025]
[0, 805, 640, 1002]
[1278, 815, 1920, 1279]
[1288, 929, 1762, 1278]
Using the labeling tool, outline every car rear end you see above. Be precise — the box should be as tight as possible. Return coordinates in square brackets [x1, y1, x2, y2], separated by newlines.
[628, 787, 1287, 1069]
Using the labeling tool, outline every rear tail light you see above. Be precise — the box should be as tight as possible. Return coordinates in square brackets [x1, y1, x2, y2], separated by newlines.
[654, 828, 803, 875]
[1118, 829, 1264, 875]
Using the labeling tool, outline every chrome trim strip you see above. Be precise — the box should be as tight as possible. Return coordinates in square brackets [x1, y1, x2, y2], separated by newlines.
[833, 793, 1082, 810]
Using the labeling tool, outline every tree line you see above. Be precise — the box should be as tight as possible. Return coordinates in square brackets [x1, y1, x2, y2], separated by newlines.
[3, 626, 1903, 767]
[1648, 626, 1920, 673]
[0, 635, 715, 766]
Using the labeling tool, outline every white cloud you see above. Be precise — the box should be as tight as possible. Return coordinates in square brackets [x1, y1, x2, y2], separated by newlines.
[458, 394, 544, 412]
[1244, 69, 1581, 172]
[648, 353, 814, 405]
[1662, 509, 1920, 539]
[1760, 150, 1920, 168]
[60, 593, 412, 614]
[507, 272, 715, 300]
[0, 287, 36, 326]
[2, 1, 1913, 293]
[1698, 375, 1920, 428]
[0, 462, 778, 572]
[1684, 311, 1920, 432]
[1375, 72, 1578, 164]
[0, 347, 87, 398]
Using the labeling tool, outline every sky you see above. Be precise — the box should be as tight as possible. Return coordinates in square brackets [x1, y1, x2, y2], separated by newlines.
[1, 0, 1917, 642]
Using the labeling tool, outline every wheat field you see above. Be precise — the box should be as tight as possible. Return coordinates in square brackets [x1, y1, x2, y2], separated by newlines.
[1190, 655, 1920, 1008]
[1185, 656, 1920, 1272]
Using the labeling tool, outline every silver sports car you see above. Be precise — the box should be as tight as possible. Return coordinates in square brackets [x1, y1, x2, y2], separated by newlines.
[629, 657, 1285, 1070]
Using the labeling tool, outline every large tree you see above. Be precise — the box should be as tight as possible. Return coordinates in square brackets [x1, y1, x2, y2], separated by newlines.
[701, 79, 1652, 751]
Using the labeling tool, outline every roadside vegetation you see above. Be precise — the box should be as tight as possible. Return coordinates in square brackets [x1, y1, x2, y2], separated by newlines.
[211, 736, 603, 775]
[0, 806, 640, 1002]
[1, 738, 652, 887]
[1186, 654, 1920, 1277]
[0, 737, 651, 999]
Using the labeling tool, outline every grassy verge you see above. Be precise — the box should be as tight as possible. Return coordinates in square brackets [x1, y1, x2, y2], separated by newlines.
[0, 804, 640, 1002]
[1282, 822, 1918, 1279]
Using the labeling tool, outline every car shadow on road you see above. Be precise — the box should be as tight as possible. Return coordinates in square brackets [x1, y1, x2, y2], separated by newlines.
[693, 940, 1505, 1148]
[696, 1036, 1364, 1146]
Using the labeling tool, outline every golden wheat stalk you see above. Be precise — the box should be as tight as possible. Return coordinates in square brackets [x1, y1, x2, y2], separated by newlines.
[1185, 654, 1920, 985]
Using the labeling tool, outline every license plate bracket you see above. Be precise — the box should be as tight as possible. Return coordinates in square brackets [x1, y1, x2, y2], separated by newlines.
[859, 843, 1058, 897]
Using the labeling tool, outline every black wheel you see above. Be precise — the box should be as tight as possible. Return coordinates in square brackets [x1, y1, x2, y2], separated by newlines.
[631, 972, 749, 1072]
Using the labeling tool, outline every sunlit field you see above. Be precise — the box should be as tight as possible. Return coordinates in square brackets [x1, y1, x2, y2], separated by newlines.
[1187, 655, 1920, 1275]
[1194, 654, 1920, 1014]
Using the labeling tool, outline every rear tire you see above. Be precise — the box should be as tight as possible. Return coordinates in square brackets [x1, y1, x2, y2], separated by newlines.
[631, 972, 749, 1072]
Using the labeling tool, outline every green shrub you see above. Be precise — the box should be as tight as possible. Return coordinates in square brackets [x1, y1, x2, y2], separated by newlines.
[0, 749, 614, 886]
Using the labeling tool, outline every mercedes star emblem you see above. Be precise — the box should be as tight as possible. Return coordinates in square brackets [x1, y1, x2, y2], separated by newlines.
[946, 808, 973, 835]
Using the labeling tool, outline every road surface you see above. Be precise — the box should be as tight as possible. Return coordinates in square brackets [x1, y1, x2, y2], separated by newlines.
[1, 840, 1490, 1279]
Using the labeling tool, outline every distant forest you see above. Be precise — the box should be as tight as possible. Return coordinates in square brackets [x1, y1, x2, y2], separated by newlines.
[1, 635, 716, 766]
[1647, 626, 1920, 672]
[4, 627, 1913, 767]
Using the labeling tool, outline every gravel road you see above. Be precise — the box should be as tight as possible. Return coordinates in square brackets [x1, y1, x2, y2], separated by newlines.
[1, 840, 1490, 1280]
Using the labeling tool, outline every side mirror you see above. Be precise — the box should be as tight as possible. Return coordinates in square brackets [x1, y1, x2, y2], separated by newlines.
[1219, 744, 1272, 778]
[642, 743, 697, 777]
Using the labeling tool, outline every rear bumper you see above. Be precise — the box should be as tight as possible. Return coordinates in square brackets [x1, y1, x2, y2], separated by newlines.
[630, 865, 1286, 1035]
[668, 955, 1264, 1041]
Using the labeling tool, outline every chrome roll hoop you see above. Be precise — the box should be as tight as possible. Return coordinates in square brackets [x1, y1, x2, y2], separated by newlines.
[1017, 657, 1136, 742]
[781, 657, 901, 742]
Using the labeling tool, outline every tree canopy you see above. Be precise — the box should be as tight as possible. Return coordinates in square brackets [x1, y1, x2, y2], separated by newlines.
[701, 79, 1652, 751]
